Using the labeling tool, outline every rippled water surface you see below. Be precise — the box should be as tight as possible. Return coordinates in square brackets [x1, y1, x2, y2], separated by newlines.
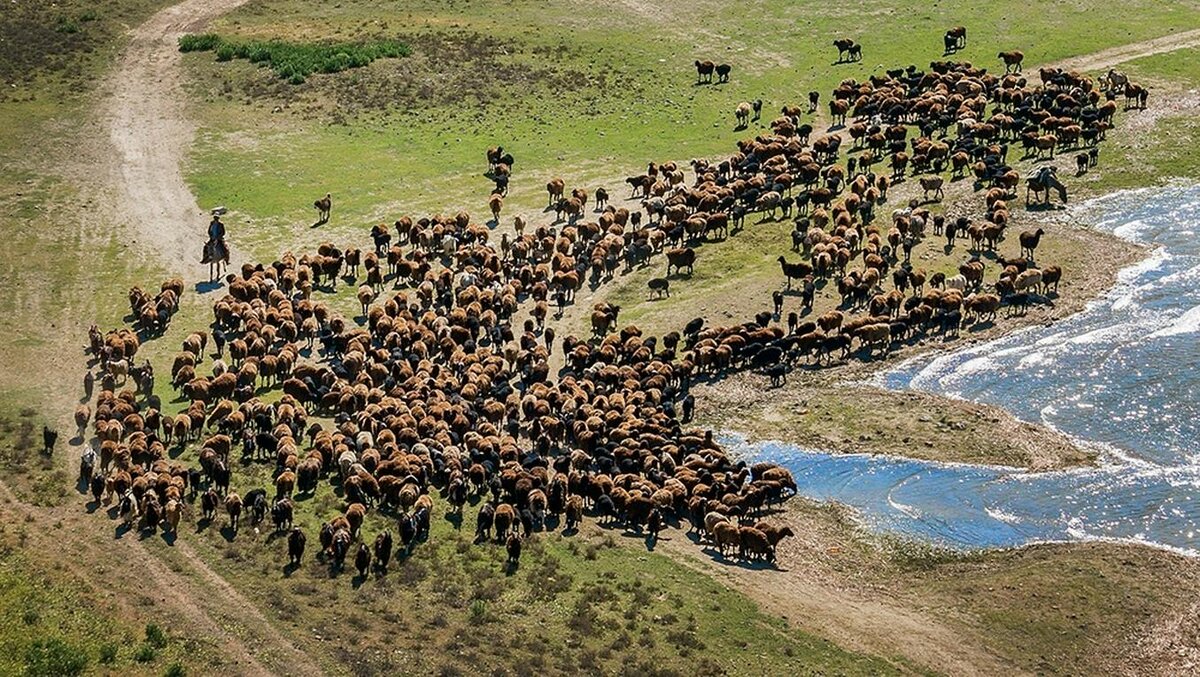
[740, 185, 1200, 553]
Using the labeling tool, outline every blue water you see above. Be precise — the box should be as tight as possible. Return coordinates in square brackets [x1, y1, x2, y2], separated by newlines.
[738, 184, 1200, 553]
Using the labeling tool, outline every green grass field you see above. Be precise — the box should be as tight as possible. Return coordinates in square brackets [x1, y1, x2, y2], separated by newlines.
[182, 0, 1200, 257]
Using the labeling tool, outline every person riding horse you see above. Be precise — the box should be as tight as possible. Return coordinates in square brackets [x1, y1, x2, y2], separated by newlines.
[202, 213, 229, 264]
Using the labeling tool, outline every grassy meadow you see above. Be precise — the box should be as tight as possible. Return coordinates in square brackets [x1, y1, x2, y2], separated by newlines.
[182, 0, 1200, 256]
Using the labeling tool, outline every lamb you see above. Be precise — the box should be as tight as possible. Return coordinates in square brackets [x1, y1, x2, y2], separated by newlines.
[715, 63, 732, 83]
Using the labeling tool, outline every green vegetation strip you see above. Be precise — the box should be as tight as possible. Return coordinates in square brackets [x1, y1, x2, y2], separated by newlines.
[178, 33, 410, 83]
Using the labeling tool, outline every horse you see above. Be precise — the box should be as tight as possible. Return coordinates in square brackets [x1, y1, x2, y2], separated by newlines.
[203, 239, 229, 281]
[1025, 167, 1067, 207]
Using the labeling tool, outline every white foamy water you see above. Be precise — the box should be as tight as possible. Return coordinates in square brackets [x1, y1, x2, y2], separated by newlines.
[737, 185, 1200, 552]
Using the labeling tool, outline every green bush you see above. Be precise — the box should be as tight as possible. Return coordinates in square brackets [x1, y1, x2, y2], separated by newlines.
[135, 644, 157, 663]
[98, 642, 119, 665]
[145, 623, 168, 649]
[24, 638, 88, 677]
[176, 33, 410, 83]
[164, 662, 187, 677]
[178, 33, 221, 52]
[468, 599, 488, 625]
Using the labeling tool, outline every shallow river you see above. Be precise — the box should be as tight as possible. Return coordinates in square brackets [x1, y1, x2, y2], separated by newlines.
[737, 184, 1200, 553]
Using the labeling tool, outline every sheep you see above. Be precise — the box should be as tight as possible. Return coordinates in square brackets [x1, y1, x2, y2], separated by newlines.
[355, 543, 371, 578]
[738, 526, 773, 561]
[833, 39, 862, 63]
[488, 193, 503, 223]
[287, 528, 306, 567]
[225, 492, 242, 532]
[712, 521, 741, 557]
[777, 256, 813, 290]
[694, 59, 715, 84]
[1014, 269, 1043, 295]
[666, 247, 696, 276]
[313, 193, 332, 223]
[735, 101, 752, 128]
[998, 50, 1024, 73]
[647, 278, 670, 298]
[1020, 228, 1045, 260]
[919, 176, 944, 202]
[506, 534, 523, 567]
[494, 503, 517, 541]
[715, 63, 732, 83]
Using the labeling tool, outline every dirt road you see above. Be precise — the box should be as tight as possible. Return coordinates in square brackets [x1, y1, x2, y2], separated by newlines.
[1050, 28, 1200, 73]
[105, 0, 250, 281]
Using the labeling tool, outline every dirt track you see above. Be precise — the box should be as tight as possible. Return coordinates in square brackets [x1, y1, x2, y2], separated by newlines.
[1050, 28, 1200, 73]
[105, 0, 250, 281]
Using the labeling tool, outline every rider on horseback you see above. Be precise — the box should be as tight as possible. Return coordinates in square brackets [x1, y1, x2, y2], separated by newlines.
[202, 211, 229, 264]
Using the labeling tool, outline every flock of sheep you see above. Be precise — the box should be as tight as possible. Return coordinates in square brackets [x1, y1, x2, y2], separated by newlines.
[73, 33, 1143, 579]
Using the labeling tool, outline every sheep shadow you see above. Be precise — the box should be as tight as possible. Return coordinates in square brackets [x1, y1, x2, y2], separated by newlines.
[351, 573, 368, 589]
[967, 319, 996, 332]
[310, 218, 328, 228]
[161, 530, 178, 546]
[113, 523, 132, 540]
[220, 525, 238, 542]
[443, 511, 463, 530]
[1025, 202, 1067, 212]
[504, 560, 520, 576]
[195, 280, 223, 294]
[698, 544, 784, 571]
[282, 561, 301, 578]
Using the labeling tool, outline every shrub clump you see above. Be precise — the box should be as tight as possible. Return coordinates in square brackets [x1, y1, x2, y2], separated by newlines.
[177, 33, 410, 83]
[24, 638, 88, 677]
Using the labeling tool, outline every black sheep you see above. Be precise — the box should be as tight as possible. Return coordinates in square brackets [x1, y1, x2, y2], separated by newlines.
[287, 528, 306, 567]
[506, 534, 523, 566]
[355, 543, 371, 578]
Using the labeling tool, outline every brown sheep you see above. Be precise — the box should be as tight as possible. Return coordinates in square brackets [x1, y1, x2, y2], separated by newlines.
[738, 526, 773, 561]
[494, 503, 517, 541]
[998, 50, 1024, 73]
[712, 520, 741, 557]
